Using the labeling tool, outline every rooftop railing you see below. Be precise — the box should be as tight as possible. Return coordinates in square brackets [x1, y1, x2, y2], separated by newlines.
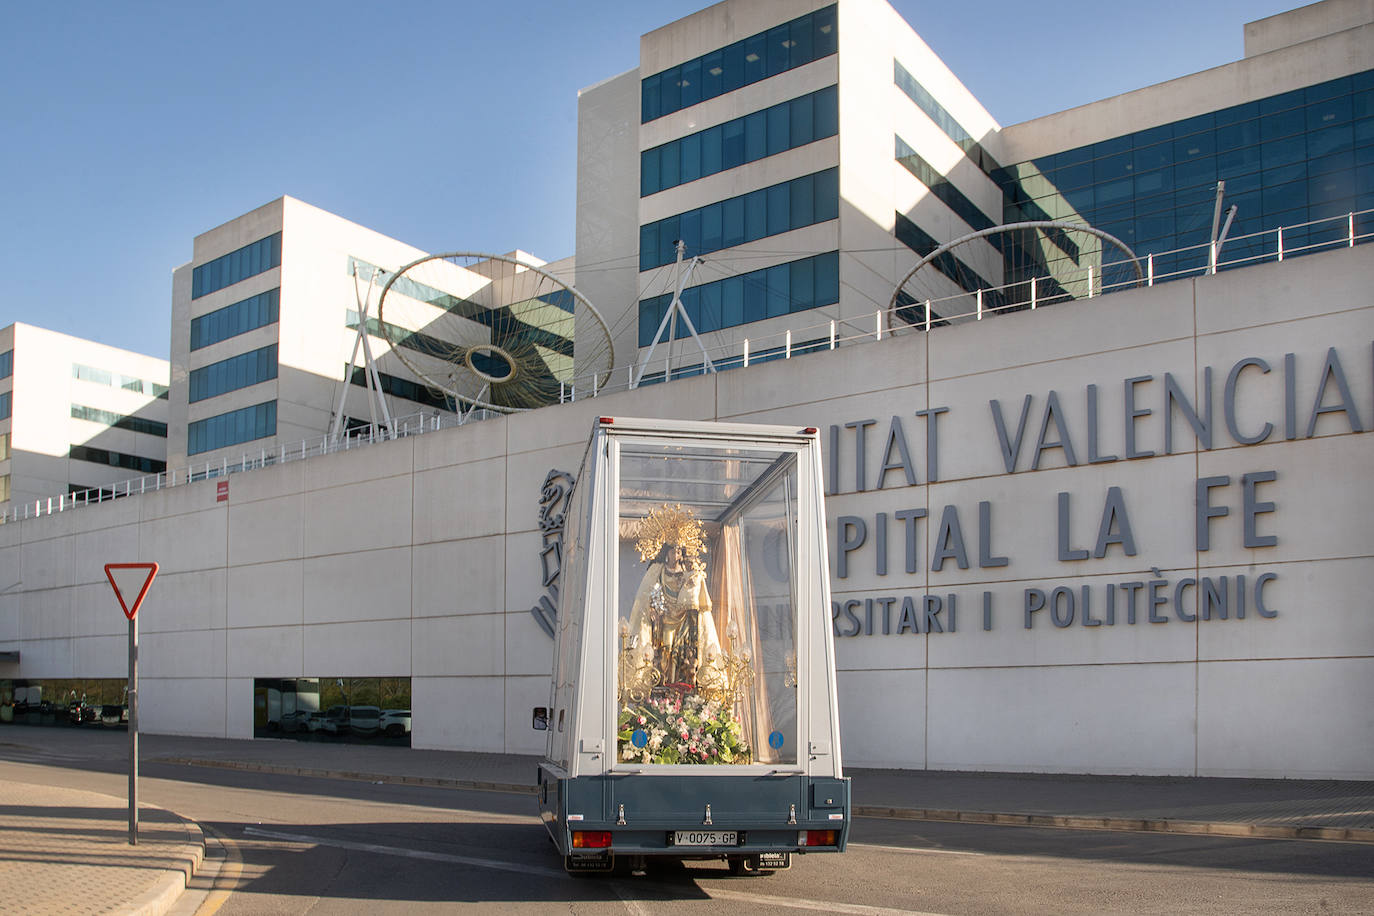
[4, 208, 1369, 525]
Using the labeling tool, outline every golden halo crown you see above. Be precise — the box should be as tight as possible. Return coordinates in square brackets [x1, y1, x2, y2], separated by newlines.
[634, 503, 706, 569]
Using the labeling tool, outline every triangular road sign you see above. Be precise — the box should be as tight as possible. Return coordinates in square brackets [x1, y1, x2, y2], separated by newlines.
[105, 563, 159, 621]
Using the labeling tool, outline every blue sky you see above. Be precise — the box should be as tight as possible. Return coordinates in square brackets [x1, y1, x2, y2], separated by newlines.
[1, 0, 1292, 358]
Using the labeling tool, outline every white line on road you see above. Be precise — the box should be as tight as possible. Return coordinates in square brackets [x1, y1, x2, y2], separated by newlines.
[707, 887, 954, 915]
[241, 827, 955, 915]
[242, 826, 567, 879]
[849, 842, 984, 856]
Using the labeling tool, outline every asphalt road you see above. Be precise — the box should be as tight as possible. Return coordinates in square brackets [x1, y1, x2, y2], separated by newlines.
[3, 751, 1372, 915]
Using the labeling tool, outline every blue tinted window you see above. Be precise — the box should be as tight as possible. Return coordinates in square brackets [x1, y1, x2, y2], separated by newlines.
[895, 135, 995, 230]
[188, 345, 278, 403]
[187, 401, 276, 455]
[638, 252, 839, 345]
[996, 68, 1374, 295]
[190, 289, 280, 350]
[641, 6, 837, 122]
[639, 168, 839, 269]
[70, 405, 168, 438]
[894, 60, 1000, 175]
[191, 233, 282, 299]
[0, 350, 11, 379]
[0, 391, 9, 420]
[69, 445, 165, 473]
[639, 86, 839, 195]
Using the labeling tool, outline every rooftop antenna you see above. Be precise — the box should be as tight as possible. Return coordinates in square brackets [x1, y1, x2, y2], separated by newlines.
[632, 240, 716, 388]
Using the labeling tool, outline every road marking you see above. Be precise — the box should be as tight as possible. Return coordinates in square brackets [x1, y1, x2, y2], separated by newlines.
[242, 827, 955, 915]
[849, 842, 984, 857]
[242, 826, 568, 879]
[706, 887, 953, 915]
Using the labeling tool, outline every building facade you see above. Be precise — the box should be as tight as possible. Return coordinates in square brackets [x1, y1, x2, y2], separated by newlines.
[0, 323, 168, 518]
[575, 0, 1371, 384]
[169, 196, 581, 472]
[0, 0, 1371, 778]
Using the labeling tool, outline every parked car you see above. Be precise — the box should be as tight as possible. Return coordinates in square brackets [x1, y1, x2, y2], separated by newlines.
[348, 706, 382, 738]
[379, 709, 411, 737]
[100, 705, 124, 727]
[279, 710, 313, 733]
[321, 705, 350, 736]
[305, 711, 327, 733]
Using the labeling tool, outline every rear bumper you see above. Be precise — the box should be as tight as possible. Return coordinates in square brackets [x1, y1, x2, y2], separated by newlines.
[541, 765, 849, 858]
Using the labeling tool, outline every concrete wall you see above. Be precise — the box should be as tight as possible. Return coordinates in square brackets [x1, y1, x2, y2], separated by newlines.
[1, 246, 1370, 777]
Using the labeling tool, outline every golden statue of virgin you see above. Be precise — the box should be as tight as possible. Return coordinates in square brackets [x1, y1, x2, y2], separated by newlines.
[624, 504, 727, 696]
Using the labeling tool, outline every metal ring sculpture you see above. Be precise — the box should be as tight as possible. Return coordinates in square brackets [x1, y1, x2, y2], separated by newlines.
[374, 251, 615, 413]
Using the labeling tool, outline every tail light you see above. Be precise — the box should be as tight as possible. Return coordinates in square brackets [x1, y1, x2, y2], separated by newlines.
[799, 829, 837, 846]
[572, 830, 612, 848]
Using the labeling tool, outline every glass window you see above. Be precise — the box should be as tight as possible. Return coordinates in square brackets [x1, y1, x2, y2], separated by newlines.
[641, 147, 661, 196]
[814, 166, 839, 223]
[722, 119, 745, 170]
[68, 445, 165, 474]
[615, 444, 800, 766]
[766, 263, 790, 318]
[188, 400, 276, 455]
[641, 6, 837, 122]
[0, 350, 11, 379]
[191, 232, 282, 299]
[641, 73, 662, 122]
[701, 204, 723, 253]
[790, 93, 814, 147]
[766, 24, 789, 76]
[766, 103, 790, 156]
[743, 33, 767, 84]
[722, 196, 745, 248]
[1215, 120, 1261, 151]
[701, 50, 724, 99]
[766, 184, 790, 236]
[789, 174, 815, 228]
[722, 276, 744, 327]
[680, 59, 702, 109]
[789, 256, 814, 312]
[744, 110, 768, 161]
[0, 391, 9, 421]
[701, 124, 723, 176]
[744, 189, 767, 241]
[191, 289, 280, 350]
[188, 345, 278, 403]
[70, 405, 168, 438]
[640, 223, 658, 273]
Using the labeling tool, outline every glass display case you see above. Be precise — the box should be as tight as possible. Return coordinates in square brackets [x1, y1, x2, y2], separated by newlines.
[538, 417, 847, 875]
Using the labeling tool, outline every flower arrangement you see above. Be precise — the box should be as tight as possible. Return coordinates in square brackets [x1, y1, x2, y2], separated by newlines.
[618, 691, 750, 765]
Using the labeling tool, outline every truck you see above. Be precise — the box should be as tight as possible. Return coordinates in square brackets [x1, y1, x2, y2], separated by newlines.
[536, 416, 848, 875]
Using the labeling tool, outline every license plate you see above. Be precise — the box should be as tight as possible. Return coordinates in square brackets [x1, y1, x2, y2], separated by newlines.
[673, 830, 738, 846]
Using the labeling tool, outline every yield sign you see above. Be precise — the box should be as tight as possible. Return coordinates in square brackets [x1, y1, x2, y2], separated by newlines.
[105, 563, 159, 620]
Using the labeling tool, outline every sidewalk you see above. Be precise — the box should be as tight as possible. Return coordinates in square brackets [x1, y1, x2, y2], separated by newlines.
[0, 778, 204, 916]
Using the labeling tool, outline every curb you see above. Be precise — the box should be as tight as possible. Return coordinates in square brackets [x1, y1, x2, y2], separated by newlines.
[120, 813, 206, 916]
[851, 805, 1374, 844]
[155, 756, 536, 796]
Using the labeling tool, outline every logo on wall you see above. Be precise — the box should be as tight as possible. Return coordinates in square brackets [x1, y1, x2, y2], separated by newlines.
[531, 469, 575, 638]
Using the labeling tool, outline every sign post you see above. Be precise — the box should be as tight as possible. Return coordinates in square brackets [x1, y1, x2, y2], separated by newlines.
[104, 562, 158, 846]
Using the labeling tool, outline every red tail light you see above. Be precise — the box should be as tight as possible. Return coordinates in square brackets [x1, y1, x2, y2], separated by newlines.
[800, 829, 837, 846]
[572, 830, 612, 848]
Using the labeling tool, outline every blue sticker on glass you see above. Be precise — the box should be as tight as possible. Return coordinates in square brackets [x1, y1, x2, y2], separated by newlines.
[632, 729, 648, 748]
[768, 731, 784, 750]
